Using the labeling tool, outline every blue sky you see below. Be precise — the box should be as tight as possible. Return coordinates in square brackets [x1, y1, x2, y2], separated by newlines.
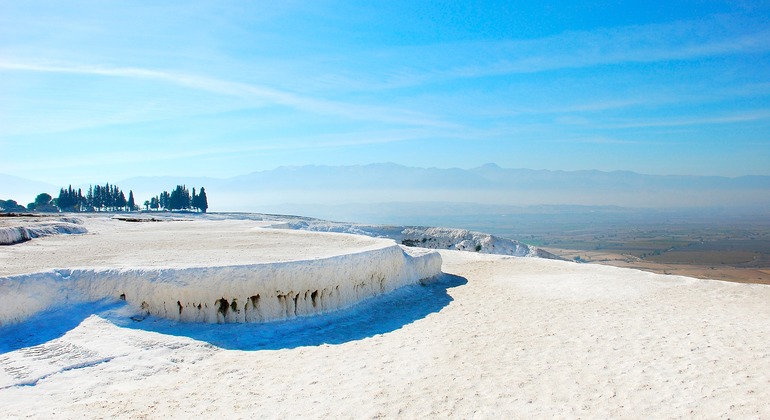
[1, 0, 769, 185]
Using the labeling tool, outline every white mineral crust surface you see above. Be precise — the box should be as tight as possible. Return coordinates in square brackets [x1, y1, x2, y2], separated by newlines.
[0, 215, 768, 418]
[0, 217, 442, 325]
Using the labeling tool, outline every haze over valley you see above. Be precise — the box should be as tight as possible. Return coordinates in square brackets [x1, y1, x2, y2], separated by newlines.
[4, 163, 769, 216]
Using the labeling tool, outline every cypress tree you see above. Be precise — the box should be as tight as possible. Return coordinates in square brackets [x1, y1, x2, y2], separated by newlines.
[116, 191, 127, 211]
[198, 187, 208, 213]
[57, 188, 70, 211]
[87, 186, 94, 211]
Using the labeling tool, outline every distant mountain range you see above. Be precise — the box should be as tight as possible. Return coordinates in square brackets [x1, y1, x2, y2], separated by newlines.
[3, 163, 770, 213]
[0, 174, 59, 206]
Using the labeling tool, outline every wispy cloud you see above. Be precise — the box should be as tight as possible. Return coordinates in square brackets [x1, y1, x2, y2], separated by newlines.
[181, 128, 444, 157]
[0, 126, 450, 176]
[553, 136, 644, 145]
[601, 109, 770, 129]
[319, 15, 770, 91]
[0, 60, 458, 130]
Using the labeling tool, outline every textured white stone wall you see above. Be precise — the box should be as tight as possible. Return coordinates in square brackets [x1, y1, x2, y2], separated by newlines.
[0, 245, 442, 325]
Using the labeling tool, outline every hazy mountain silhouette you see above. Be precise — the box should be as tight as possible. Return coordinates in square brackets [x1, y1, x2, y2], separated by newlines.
[0, 175, 59, 206]
[2, 164, 769, 213]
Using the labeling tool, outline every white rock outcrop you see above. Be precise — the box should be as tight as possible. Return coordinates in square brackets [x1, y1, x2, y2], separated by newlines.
[0, 244, 441, 325]
[0, 222, 87, 245]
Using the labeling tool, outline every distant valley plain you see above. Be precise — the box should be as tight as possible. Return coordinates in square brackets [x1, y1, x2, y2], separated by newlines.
[286, 204, 770, 285]
[441, 209, 770, 285]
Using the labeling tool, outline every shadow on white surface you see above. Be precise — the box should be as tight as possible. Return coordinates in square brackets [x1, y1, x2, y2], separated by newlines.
[0, 274, 466, 352]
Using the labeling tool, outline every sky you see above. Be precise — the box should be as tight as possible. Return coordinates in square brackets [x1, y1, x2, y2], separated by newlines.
[1, 0, 770, 185]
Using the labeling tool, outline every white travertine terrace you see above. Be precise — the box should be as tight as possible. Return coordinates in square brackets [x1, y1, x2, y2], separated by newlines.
[0, 218, 442, 325]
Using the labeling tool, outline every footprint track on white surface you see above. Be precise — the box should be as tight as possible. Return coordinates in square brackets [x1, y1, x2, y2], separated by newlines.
[0, 341, 110, 388]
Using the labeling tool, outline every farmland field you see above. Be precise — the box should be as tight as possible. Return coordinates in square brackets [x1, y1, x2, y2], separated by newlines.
[407, 207, 770, 285]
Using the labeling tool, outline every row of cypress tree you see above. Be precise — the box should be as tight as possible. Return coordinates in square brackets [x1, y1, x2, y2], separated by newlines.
[145, 185, 208, 213]
[55, 184, 137, 212]
[1, 184, 208, 213]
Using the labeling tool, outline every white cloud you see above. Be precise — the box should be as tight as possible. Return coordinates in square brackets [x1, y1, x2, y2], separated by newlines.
[601, 109, 770, 129]
[0, 60, 457, 130]
[313, 16, 770, 90]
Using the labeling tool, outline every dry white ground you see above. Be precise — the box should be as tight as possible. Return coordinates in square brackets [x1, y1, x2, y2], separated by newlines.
[1, 217, 769, 418]
[0, 217, 391, 275]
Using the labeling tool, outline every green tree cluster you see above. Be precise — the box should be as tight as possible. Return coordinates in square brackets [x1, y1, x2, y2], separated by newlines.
[55, 185, 85, 211]
[2, 183, 209, 214]
[80, 183, 137, 212]
[149, 185, 208, 212]
[0, 199, 27, 212]
[28, 193, 57, 212]
[2, 183, 139, 213]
